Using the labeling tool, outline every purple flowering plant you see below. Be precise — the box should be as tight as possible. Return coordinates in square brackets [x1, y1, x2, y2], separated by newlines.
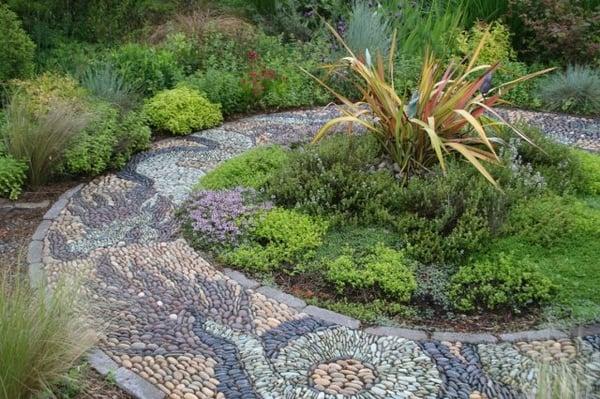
[184, 187, 272, 249]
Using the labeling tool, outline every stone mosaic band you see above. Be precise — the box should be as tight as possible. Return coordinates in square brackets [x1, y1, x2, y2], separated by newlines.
[26, 107, 600, 399]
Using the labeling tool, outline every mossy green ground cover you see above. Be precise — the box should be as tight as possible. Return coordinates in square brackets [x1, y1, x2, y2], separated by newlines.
[480, 196, 600, 325]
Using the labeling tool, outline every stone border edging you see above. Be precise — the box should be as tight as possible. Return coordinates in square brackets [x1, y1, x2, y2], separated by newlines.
[25, 183, 166, 399]
[222, 267, 600, 344]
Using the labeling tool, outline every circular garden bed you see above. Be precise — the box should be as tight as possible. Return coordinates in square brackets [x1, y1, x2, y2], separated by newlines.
[180, 126, 600, 332]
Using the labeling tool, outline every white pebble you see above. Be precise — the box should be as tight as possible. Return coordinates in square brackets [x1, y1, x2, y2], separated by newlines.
[169, 314, 178, 320]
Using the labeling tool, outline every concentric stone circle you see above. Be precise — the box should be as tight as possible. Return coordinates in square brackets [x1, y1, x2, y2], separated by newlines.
[271, 327, 441, 399]
[309, 358, 378, 396]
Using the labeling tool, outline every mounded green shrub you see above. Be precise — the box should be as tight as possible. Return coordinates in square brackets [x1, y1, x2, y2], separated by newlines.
[325, 243, 416, 302]
[450, 254, 556, 312]
[62, 104, 151, 175]
[182, 69, 249, 116]
[143, 87, 223, 135]
[221, 208, 328, 273]
[266, 134, 400, 225]
[0, 155, 27, 200]
[110, 43, 184, 96]
[0, 4, 35, 83]
[197, 146, 288, 190]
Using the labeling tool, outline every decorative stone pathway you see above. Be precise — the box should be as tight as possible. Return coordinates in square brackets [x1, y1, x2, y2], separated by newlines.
[30, 107, 600, 399]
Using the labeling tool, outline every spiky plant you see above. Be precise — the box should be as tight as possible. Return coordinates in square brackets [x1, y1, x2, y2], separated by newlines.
[539, 65, 600, 116]
[304, 25, 553, 186]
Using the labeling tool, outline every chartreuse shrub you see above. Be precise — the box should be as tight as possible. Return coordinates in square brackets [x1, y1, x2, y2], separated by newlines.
[450, 253, 556, 312]
[456, 21, 541, 108]
[0, 273, 95, 399]
[221, 208, 328, 273]
[143, 87, 223, 135]
[197, 146, 288, 190]
[0, 155, 27, 200]
[0, 4, 35, 83]
[325, 243, 416, 302]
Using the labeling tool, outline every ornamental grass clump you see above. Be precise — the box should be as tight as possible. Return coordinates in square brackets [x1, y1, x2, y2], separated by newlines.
[184, 188, 272, 249]
[0, 273, 96, 399]
[306, 25, 553, 186]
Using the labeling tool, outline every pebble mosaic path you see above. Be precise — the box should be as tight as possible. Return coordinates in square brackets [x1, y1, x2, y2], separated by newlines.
[32, 107, 600, 399]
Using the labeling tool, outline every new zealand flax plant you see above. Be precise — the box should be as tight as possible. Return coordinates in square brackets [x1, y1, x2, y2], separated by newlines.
[304, 25, 554, 187]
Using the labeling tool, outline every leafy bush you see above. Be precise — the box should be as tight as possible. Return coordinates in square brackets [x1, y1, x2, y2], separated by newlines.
[0, 274, 95, 399]
[1, 94, 90, 186]
[183, 188, 272, 250]
[110, 110, 152, 169]
[143, 87, 223, 135]
[344, 1, 392, 59]
[221, 208, 327, 273]
[197, 146, 288, 190]
[391, 161, 511, 265]
[0, 4, 35, 83]
[266, 135, 403, 225]
[309, 25, 552, 186]
[80, 63, 139, 111]
[110, 43, 184, 96]
[500, 125, 588, 195]
[182, 69, 249, 116]
[457, 21, 516, 64]
[539, 65, 600, 115]
[9, 73, 87, 114]
[325, 243, 416, 302]
[62, 104, 151, 175]
[0, 155, 27, 200]
[508, 0, 600, 65]
[450, 253, 556, 312]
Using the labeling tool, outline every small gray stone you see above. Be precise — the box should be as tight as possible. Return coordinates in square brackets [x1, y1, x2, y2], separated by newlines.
[14, 200, 50, 210]
[88, 349, 119, 376]
[43, 198, 69, 220]
[432, 331, 498, 344]
[303, 305, 360, 329]
[365, 326, 428, 341]
[499, 329, 568, 342]
[115, 367, 166, 399]
[31, 220, 52, 241]
[223, 268, 260, 289]
[27, 240, 43, 264]
[43, 184, 83, 220]
[257, 286, 306, 309]
[570, 323, 600, 337]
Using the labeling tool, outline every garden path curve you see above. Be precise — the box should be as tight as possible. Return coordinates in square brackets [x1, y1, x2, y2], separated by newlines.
[31, 107, 600, 399]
